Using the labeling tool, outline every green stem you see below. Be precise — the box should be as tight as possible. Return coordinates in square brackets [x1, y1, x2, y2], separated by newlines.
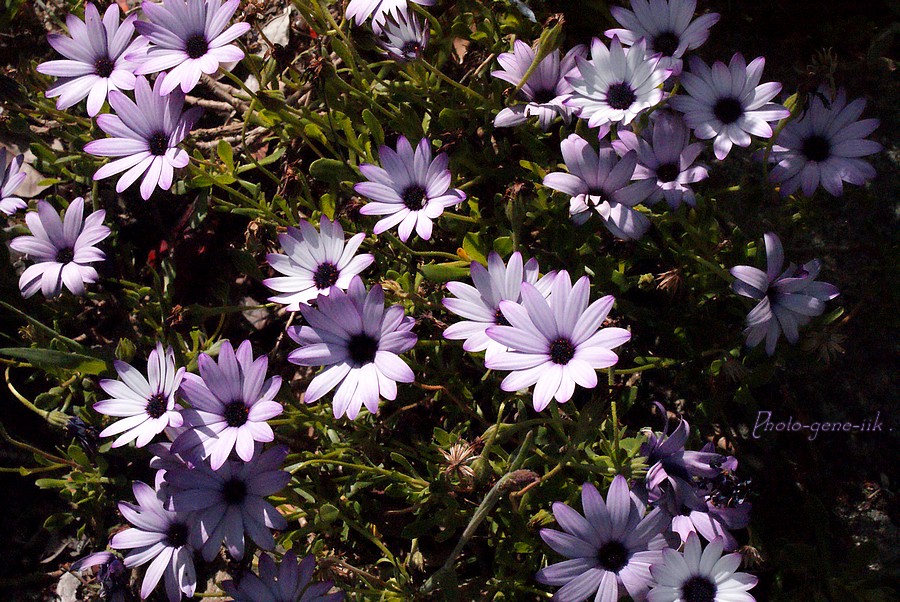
[420, 59, 487, 103]
[290, 458, 428, 488]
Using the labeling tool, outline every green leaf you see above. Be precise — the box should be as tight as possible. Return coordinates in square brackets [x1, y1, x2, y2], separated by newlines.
[319, 503, 340, 523]
[362, 109, 384, 147]
[0, 348, 108, 374]
[308, 158, 356, 184]
[419, 261, 470, 283]
[462, 232, 487, 265]
[216, 139, 234, 170]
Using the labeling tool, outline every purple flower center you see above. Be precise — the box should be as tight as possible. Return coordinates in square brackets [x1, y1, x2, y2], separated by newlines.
[596, 540, 629, 573]
[681, 575, 717, 602]
[605, 82, 637, 111]
[185, 33, 209, 59]
[165, 522, 189, 548]
[56, 247, 75, 264]
[94, 56, 115, 78]
[401, 41, 423, 57]
[493, 307, 510, 326]
[652, 31, 680, 57]
[548, 337, 575, 365]
[401, 185, 428, 210]
[713, 97, 743, 125]
[313, 261, 340, 289]
[656, 162, 680, 183]
[531, 88, 557, 104]
[145, 393, 168, 419]
[223, 401, 250, 427]
[222, 478, 248, 505]
[347, 333, 378, 365]
[148, 132, 169, 156]
[705, 468, 753, 508]
[801, 134, 831, 162]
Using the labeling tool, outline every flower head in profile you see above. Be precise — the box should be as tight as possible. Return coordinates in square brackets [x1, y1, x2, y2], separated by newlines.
[730, 232, 839, 355]
[485, 271, 631, 412]
[669, 54, 790, 160]
[564, 37, 670, 130]
[287, 277, 417, 419]
[768, 88, 882, 197]
[536, 476, 669, 602]
[10, 197, 110, 298]
[130, 0, 251, 95]
[606, 0, 720, 76]
[84, 74, 202, 200]
[36, 2, 146, 116]
[172, 340, 283, 469]
[110, 481, 197, 602]
[0, 148, 27, 215]
[95, 343, 186, 448]
[640, 418, 723, 494]
[543, 134, 657, 240]
[648, 533, 757, 602]
[346, 0, 435, 30]
[222, 552, 344, 602]
[611, 112, 709, 208]
[264, 216, 374, 311]
[354, 136, 466, 242]
[443, 252, 556, 361]
[70, 552, 129, 602]
[377, 7, 429, 62]
[491, 41, 587, 130]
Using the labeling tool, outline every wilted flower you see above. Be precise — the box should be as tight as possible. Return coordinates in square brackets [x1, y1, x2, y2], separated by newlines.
[0, 148, 27, 215]
[377, 7, 429, 62]
[485, 271, 631, 412]
[130, 0, 251, 95]
[669, 54, 790, 160]
[536, 476, 669, 602]
[442, 251, 556, 361]
[346, 0, 435, 30]
[287, 276, 417, 419]
[564, 37, 670, 130]
[173, 340, 283, 469]
[491, 41, 587, 130]
[439, 440, 479, 482]
[611, 112, 709, 208]
[768, 88, 882, 197]
[730, 232, 839, 355]
[10, 197, 110, 298]
[221, 551, 344, 602]
[606, 0, 720, 76]
[84, 74, 202, 200]
[36, 2, 146, 116]
[354, 135, 466, 242]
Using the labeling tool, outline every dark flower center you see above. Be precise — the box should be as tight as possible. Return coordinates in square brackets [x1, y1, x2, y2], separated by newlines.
[652, 31, 680, 57]
[222, 478, 248, 505]
[494, 307, 510, 326]
[145, 393, 168, 418]
[313, 261, 340, 289]
[56, 247, 75, 263]
[401, 185, 428, 211]
[148, 131, 169, 156]
[801, 134, 831, 162]
[401, 41, 423, 57]
[548, 337, 576, 365]
[606, 82, 637, 111]
[165, 522, 189, 548]
[705, 469, 753, 508]
[185, 33, 209, 59]
[347, 333, 378, 365]
[597, 540, 629, 573]
[223, 401, 249, 427]
[94, 56, 115, 78]
[656, 162, 681, 183]
[532, 88, 557, 104]
[681, 575, 717, 602]
[713, 97, 743, 125]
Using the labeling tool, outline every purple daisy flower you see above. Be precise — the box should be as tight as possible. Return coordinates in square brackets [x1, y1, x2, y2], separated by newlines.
[165, 444, 290, 562]
[768, 88, 882, 197]
[485, 271, 631, 412]
[110, 481, 197, 602]
[730, 232, 839, 355]
[536, 476, 669, 602]
[172, 340, 283, 470]
[655, 475, 750, 552]
[640, 418, 723, 494]
[130, 0, 251, 95]
[377, 6, 429, 62]
[287, 276, 417, 420]
[222, 551, 345, 602]
[84, 74, 202, 200]
[442, 251, 556, 361]
[491, 41, 587, 131]
[543, 133, 657, 240]
[669, 54, 790, 160]
[94, 342, 186, 448]
[10, 197, 110, 298]
[564, 36, 670, 130]
[648, 533, 758, 602]
[36, 2, 146, 116]
[611, 112, 709, 208]
[354, 136, 466, 242]
[346, 0, 435, 30]
[70, 552, 129, 602]
[0, 148, 27, 215]
[264, 216, 374, 311]
[606, 0, 720, 77]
